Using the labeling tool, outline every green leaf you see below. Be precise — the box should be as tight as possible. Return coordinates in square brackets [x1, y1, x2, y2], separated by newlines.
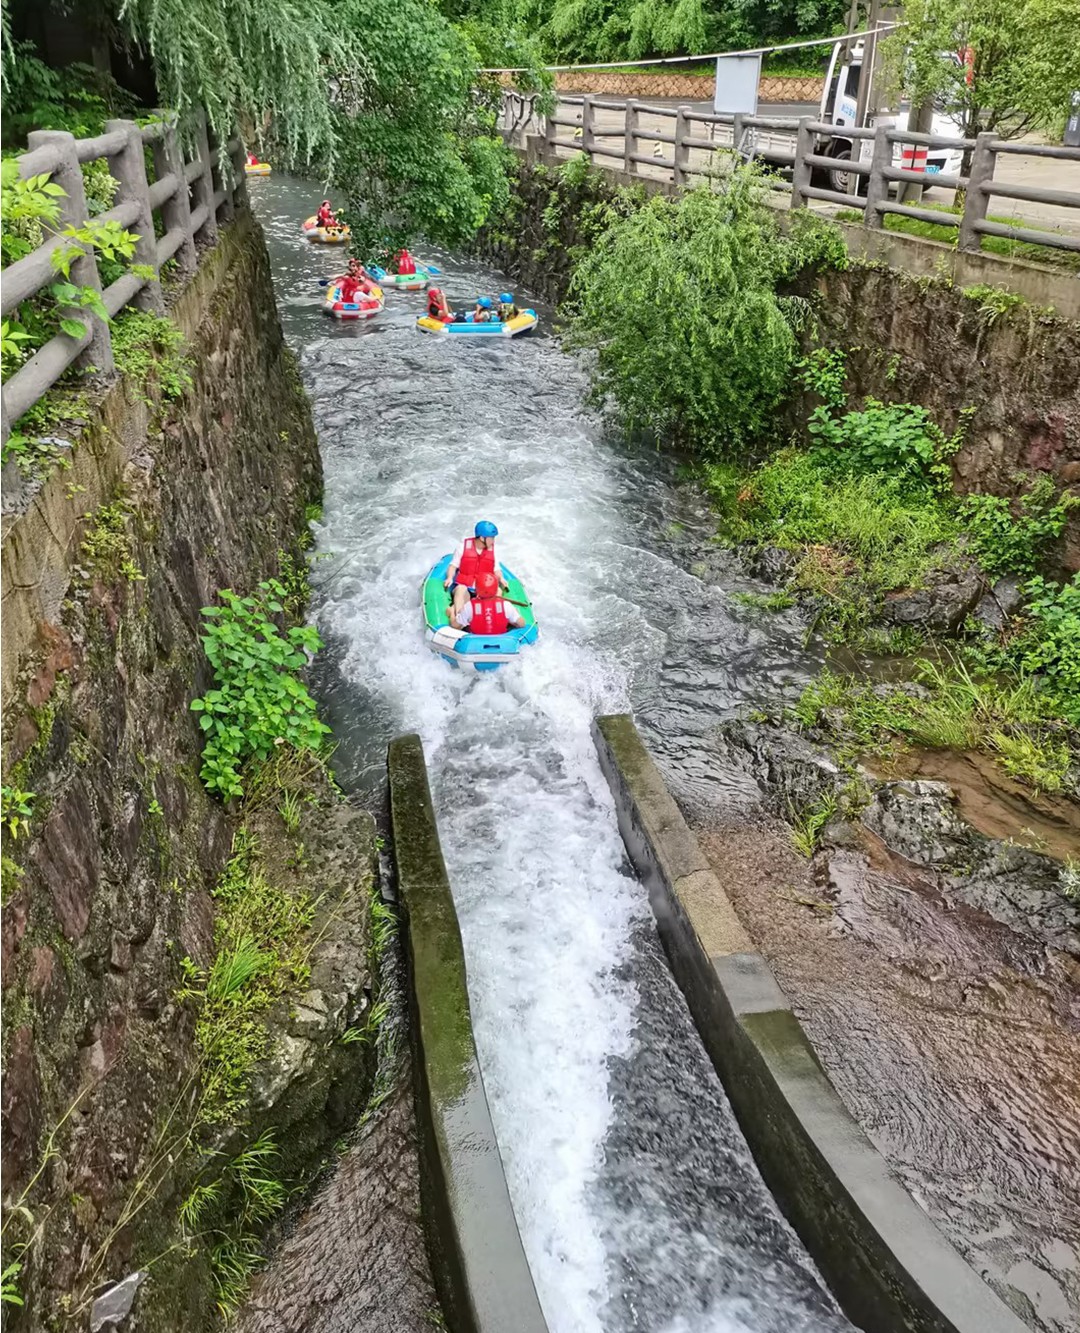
[60, 317, 87, 340]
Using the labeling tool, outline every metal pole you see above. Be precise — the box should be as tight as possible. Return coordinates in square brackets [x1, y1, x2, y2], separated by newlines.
[791, 117, 814, 209]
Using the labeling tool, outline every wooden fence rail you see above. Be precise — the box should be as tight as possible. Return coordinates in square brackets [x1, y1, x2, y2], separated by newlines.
[1, 109, 247, 443]
[502, 92, 1080, 257]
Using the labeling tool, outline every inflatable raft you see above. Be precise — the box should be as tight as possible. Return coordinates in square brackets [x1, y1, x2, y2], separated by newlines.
[324, 280, 384, 320]
[422, 555, 538, 672]
[416, 309, 538, 338]
[369, 263, 437, 291]
[244, 161, 271, 176]
[302, 216, 351, 244]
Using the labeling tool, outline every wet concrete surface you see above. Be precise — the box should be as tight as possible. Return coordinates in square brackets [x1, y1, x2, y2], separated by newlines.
[690, 810, 1080, 1333]
[234, 1074, 438, 1333]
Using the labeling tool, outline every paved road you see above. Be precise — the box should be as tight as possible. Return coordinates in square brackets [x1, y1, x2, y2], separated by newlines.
[525, 98, 1080, 240]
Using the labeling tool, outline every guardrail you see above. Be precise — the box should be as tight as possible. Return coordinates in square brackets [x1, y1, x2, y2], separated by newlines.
[502, 92, 1080, 257]
[1, 109, 247, 441]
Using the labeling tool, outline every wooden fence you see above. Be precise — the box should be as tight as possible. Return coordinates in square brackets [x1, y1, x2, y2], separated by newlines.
[503, 92, 1080, 257]
[1, 111, 247, 441]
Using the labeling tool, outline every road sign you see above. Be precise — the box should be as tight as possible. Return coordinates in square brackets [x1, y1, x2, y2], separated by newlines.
[713, 54, 761, 116]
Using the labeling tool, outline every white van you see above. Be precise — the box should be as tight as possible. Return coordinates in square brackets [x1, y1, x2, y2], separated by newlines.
[816, 39, 965, 193]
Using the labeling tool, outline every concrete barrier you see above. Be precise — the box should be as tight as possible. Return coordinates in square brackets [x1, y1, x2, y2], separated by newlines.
[592, 714, 1029, 1333]
[387, 734, 549, 1333]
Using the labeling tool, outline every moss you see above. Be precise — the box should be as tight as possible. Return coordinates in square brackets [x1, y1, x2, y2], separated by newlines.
[80, 496, 144, 585]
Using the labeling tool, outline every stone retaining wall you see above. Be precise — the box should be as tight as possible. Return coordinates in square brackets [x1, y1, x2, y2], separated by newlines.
[551, 71, 824, 103]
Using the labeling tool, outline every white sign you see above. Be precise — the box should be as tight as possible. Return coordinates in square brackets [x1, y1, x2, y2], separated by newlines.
[713, 54, 761, 116]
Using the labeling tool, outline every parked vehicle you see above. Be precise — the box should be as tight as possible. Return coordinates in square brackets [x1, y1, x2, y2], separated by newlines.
[815, 39, 965, 193]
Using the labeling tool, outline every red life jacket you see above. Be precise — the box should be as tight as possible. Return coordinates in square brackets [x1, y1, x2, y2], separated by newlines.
[469, 596, 509, 636]
[397, 250, 416, 275]
[317, 207, 335, 227]
[340, 276, 362, 303]
[456, 537, 495, 585]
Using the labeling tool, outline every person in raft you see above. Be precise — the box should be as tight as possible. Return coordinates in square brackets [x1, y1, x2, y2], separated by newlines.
[395, 247, 417, 275]
[450, 571, 525, 635]
[472, 295, 496, 323]
[498, 292, 519, 321]
[316, 199, 337, 228]
[247, 151, 259, 166]
[338, 270, 367, 304]
[426, 287, 454, 323]
[444, 520, 509, 614]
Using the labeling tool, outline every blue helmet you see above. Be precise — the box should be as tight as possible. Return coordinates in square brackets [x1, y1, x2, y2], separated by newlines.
[475, 520, 498, 538]
[500, 292, 513, 303]
[477, 296, 493, 309]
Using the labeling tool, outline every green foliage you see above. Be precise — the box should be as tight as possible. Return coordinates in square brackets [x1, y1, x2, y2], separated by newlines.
[711, 448, 959, 635]
[1, 785, 34, 840]
[1, 43, 138, 147]
[80, 499, 144, 583]
[191, 580, 331, 799]
[731, 589, 795, 611]
[960, 474, 1076, 578]
[110, 309, 193, 400]
[789, 790, 837, 856]
[961, 284, 1025, 324]
[179, 1131, 289, 1317]
[794, 659, 1073, 793]
[991, 575, 1080, 725]
[334, 0, 513, 255]
[1, 1259, 24, 1307]
[807, 398, 964, 495]
[567, 170, 845, 454]
[797, 346, 847, 412]
[884, 0, 1080, 140]
[178, 832, 315, 1122]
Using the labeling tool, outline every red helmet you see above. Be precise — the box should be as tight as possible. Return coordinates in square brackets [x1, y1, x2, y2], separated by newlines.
[475, 572, 498, 597]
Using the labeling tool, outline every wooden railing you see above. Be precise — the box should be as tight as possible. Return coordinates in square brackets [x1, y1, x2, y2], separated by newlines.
[1, 110, 247, 441]
[503, 92, 1080, 257]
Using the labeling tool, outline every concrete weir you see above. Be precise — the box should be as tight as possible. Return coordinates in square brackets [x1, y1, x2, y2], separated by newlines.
[592, 714, 1030, 1333]
[387, 733, 550, 1333]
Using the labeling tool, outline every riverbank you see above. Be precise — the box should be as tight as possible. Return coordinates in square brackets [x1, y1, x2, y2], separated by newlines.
[663, 715, 1080, 1333]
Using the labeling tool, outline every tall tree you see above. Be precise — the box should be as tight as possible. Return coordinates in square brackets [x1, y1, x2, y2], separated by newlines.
[885, 0, 1080, 140]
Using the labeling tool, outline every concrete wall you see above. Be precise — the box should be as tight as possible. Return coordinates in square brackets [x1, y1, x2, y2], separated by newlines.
[592, 714, 1031, 1333]
[550, 72, 824, 103]
[387, 733, 549, 1333]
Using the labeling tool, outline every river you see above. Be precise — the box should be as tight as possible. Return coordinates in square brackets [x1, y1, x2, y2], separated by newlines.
[250, 175, 849, 1333]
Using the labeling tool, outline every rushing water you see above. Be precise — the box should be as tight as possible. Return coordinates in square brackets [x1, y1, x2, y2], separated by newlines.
[250, 177, 848, 1333]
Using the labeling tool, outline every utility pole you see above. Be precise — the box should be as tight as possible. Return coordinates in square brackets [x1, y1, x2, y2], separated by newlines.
[849, 0, 884, 193]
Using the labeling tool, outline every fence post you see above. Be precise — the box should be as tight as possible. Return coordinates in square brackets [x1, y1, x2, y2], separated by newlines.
[191, 107, 219, 244]
[732, 112, 745, 157]
[790, 117, 814, 210]
[862, 123, 890, 229]
[152, 112, 196, 277]
[958, 132, 996, 253]
[105, 119, 163, 313]
[210, 122, 233, 225]
[581, 95, 595, 162]
[673, 104, 690, 187]
[624, 99, 639, 177]
[545, 99, 558, 155]
[25, 129, 113, 374]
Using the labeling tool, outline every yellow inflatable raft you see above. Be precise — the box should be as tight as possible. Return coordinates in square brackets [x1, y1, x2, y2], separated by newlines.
[244, 162, 271, 176]
[302, 216, 351, 245]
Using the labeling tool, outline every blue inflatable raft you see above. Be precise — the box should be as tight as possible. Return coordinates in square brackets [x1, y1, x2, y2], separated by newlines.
[422, 555, 539, 672]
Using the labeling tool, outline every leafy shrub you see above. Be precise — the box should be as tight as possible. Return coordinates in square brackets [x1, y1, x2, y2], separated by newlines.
[1009, 574, 1080, 724]
[960, 474, 1077, 577]
[808, 398, 962, 493]
[191, 581, 330, 799]
[566, 168, 846, 453]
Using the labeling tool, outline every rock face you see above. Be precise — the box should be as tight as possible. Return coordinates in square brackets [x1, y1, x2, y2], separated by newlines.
[704, 719, 1080, 956]
[0, 210, 330, 1330]
[881, 542, 986, 633]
